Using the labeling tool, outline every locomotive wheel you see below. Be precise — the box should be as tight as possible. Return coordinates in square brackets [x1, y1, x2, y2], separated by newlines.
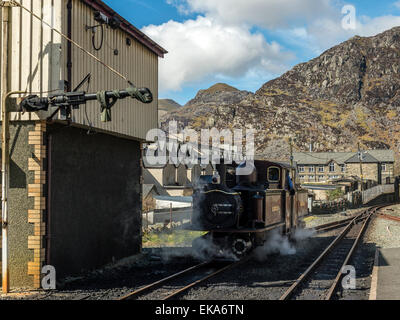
[229, 235, 253, 258]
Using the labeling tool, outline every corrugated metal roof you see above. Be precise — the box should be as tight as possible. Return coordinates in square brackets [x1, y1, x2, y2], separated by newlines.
[301, 184, 340, 190]
[154, 196, 193, 203]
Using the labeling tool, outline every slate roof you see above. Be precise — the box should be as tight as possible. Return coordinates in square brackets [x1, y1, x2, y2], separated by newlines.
[143, 184, 158, 199]
[293, 152, 354, 165]
[294, 150, 394, 165]
[345, 152, 378, 163]
[346, 150, 394, 163]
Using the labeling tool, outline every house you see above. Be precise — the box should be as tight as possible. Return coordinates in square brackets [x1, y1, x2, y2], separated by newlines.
[143, 158, 214, 197]
[294, 150, 395, 185]
[142, 184, 159, 213]
[1, 0, 167, 289]
[143, 138, 215, 197]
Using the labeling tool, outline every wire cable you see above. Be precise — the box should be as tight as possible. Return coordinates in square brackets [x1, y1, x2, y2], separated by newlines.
[11, 0, 132, 84]
[92, 25, 104, 51]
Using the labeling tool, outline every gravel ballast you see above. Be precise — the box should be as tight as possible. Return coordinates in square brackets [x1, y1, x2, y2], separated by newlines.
[1, 205, 399, 301]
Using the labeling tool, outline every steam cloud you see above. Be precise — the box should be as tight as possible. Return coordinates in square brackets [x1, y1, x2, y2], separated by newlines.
[191, 235, 239, 261]
[253, 228, 315, 261]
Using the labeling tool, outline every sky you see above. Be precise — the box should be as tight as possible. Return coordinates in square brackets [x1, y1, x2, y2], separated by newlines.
[104, 0, 400, 105]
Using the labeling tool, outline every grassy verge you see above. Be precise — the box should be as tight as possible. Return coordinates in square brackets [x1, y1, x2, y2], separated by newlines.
[143, 229, 206, 248]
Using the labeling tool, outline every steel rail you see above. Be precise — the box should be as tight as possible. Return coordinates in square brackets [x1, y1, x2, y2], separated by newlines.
[162, 258, 249, 300]
[312, 215, 368, 234]
[307, 209, 372, 234]
[377, 213, 400, 223]
[279, 207, 372, 300]
[117, 261, 211, 300]
[324, 207, 378, 300]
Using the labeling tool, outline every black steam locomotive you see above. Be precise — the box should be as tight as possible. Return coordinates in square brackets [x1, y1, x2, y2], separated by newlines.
[189, 160, 309, 258]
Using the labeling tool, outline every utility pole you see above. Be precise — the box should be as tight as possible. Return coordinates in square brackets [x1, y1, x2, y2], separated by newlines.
[358, 142, 364, 192]
[289, 137, 294, 179]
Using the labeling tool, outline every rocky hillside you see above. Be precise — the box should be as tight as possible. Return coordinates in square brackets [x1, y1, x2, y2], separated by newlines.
[161, 27, 400, 173]
[158, 99, 182, 123]
[159, 99, 182, 113]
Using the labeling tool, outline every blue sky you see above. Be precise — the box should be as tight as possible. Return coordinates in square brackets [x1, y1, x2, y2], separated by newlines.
[104, 0, 400, 105]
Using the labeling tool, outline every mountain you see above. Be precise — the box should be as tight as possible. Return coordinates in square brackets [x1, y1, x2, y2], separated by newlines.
[161, 83, 253, 128]
[161, 27, 400, 173]
[158, 99, 182, 123]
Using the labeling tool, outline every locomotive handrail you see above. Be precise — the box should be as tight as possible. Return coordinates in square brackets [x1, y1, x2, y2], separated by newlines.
[200, 190, 240, 196]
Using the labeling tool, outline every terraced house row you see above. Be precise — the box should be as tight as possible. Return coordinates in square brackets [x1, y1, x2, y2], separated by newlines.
[293, 150, 395, 185]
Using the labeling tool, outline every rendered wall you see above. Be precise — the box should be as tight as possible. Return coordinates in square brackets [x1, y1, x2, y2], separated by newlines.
[1, 122, 36, 288]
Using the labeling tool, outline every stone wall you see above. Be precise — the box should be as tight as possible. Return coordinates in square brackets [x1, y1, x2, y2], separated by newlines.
[346, 163, 379, 182]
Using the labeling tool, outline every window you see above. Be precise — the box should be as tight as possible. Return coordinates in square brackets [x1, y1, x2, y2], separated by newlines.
[309, 175, 315, 180]
[318, 166, 324, 173]
[299, 166, 305, 173]
[309, 166, 315, 173]
[341, 164, 346, 172]
[318, 176, 325, 181]
[382, 163, 387, 172]
[329, 163, 335, 172]
[299, 175, 305, 179]
[268, 167, 280, 182]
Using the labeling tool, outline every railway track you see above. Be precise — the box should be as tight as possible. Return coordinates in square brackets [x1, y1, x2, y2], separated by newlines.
[118, 258, 248, 301]
[305, 207, 374, 234]
[280, 205, 384, 300]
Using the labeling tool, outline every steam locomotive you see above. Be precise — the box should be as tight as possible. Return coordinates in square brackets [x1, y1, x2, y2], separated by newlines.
[189, 160, 309, 258]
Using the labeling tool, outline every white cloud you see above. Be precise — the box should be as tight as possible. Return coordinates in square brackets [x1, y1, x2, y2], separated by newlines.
[144, 0, 400, 96]
[395, 1, 400, 9]
[175, 0, 335, 28]
[142, 16, 293, 92]
[294, 14, 400, 55]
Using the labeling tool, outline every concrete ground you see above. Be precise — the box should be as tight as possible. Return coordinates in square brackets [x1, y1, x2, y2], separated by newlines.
[366, 204, 400, 300]
[371, 248, 400, 300]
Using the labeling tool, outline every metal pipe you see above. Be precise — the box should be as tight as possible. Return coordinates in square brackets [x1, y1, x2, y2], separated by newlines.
[67, 0, 72, 92]
[46, 133, 52, 265]
[1, 1, 10, 294]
